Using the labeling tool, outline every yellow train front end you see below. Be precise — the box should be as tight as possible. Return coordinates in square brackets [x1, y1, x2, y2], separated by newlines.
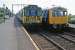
[48, 16, 68, 25]
[48, 7, 68, 30]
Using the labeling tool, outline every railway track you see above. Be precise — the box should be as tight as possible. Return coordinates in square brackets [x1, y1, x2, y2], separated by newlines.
[40, 33, 65, 50]
[40, 32, 75, 50]
[24, 26, 75, 50]
[30, 33, 60, 50]
[58, 33, 75, 43]
[63, 32, 75, 37]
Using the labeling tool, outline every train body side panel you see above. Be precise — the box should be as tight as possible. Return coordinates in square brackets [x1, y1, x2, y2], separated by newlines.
[48, 16, 68, 24]
[21, 16, 42, 24]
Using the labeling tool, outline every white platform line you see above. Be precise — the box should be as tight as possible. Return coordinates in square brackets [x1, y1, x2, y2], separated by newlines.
[21, 26, 40, 50]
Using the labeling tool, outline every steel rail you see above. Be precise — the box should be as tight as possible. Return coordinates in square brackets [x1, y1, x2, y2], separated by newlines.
[57, 34, 75, 43]
[40, 33, 66, 50]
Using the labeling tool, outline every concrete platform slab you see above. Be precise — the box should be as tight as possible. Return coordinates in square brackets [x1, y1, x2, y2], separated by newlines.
[0, 17, 39, 50]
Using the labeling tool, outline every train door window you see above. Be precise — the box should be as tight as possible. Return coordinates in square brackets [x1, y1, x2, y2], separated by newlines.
[63, 11, 67, 16]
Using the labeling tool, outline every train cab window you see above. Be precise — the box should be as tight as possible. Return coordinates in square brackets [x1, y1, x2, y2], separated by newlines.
[29, 9, 37, 16]
[52, 11, 67, 16]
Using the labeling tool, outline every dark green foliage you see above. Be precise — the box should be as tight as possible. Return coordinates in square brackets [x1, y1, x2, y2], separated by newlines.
[0, 8, 4, 17]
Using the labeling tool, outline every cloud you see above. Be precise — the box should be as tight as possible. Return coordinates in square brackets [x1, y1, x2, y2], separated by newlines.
[1, 0, 75, 14]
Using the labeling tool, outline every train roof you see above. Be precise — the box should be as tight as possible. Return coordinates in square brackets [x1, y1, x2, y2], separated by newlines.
[51, 7, 67, 11]
[28, 5, 38, 6]
[26, 5, 38, 8]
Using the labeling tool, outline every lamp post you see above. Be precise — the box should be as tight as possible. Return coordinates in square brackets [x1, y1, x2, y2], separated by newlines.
[3, 4, 6, 23]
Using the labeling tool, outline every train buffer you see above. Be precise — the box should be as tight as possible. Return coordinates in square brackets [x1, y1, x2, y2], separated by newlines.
[0, 17, 39, 50]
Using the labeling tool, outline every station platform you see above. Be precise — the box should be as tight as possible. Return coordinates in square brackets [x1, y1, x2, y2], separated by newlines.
[0, 17, 39, 50]
[69, 23, 75, 28]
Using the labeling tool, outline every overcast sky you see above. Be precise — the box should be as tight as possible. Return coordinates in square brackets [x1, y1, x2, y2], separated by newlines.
[0, 0, 75, 15]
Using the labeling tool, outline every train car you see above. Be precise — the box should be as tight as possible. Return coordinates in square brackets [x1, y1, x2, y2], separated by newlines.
[17, 5, 42, 24]
[16, 5, 43, 30]
[22, 5, 42, 24]
[42, 9, 48, 23]
[42, 7, 68, 30]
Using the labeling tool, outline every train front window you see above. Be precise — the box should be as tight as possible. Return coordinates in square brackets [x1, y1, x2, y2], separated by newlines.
[52, 11, 67, 16]
[29, 9, 37, 16]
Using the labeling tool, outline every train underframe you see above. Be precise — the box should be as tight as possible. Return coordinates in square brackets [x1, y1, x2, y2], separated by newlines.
[23, 23, 43, 32]
[49, 24, 68, 30]
[42, 22, 68, 31]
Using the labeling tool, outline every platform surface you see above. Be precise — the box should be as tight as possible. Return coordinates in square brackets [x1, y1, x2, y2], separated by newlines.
[69, 23, 75, 28]
[0, 17, 37, 50]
